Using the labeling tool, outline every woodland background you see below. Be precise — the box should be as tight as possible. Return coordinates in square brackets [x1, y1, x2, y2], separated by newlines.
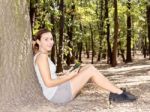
[0, 0, 150, 112]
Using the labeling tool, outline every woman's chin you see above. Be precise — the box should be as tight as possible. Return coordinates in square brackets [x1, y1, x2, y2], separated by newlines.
[47, 48, 52, 51]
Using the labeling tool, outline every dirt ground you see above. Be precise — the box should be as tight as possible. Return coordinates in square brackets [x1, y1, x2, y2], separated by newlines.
[1, 55, 150, 112]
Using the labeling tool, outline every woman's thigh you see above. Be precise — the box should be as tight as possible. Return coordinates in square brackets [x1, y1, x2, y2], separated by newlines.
[70, 65, 95, 97]
[78, 64, 93, 73]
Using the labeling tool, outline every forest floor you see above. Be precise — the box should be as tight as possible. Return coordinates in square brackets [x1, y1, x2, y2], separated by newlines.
[1, 52, 150, 112]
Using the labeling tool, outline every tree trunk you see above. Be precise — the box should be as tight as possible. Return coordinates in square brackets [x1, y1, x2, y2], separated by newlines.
[78, 42, 83, 63]
[85, 41, 90, 58]
[0, 0, 42, 106]
[50, 2, 57, 64]
[126, 0, 132, 62]
[143, 35, 147, 58]
[89, 24, 94, 64]
[97, 0, 104, 62]
[147, 4, 150, 59]
[57, 0, 64, 72]
[105, 0, 112, 64]
[112, 0, 118, 67]
[66, 3, 75, 66]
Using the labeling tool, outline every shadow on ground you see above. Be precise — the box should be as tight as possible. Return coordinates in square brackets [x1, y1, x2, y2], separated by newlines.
[1, 59, 150, 112]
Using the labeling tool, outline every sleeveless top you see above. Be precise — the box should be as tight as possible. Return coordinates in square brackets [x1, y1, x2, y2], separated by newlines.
[33, 52, 58, 100]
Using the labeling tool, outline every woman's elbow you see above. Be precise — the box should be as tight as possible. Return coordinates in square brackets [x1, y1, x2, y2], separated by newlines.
[45, 81, 56, 88]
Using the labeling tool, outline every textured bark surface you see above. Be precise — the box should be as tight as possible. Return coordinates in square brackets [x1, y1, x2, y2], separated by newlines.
[112, 0, 118, 67]
[0, 0, 43, 106]
[126, 0, 132, 62]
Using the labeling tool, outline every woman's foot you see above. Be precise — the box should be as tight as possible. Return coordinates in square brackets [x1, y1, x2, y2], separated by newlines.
[109, 89, 137, 103]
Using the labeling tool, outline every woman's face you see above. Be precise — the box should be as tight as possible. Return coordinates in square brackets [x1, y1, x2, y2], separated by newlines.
[37, 32, 54, 52]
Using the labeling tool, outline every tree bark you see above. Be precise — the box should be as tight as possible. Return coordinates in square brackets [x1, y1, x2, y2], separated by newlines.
[97, 0, 104, 62]
[112, 0, 118, 67]
[78, 42, 83, 63]
[126, 0, 132, 62]
[85, 41, 90, 58]
[89, 24, 94, 64]
[57, 0, 64, 72]
[66, 3, 75, 66]
[50, 1, 57, 64]
[105, 0, 112, 64]
[0, 0, 42, 106]
[147, 4, 150, 59]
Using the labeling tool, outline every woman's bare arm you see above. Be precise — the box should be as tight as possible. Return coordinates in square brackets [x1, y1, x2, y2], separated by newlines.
[36, 53, 78, 88]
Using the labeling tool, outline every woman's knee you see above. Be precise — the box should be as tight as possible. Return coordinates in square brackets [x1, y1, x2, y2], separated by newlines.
[87, 64, 96, 71]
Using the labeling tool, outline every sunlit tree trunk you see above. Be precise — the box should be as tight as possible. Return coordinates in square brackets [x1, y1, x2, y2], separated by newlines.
[126, 0, 132, 62]
[0, 0, 42, 106]
[112, 0, 118, 67]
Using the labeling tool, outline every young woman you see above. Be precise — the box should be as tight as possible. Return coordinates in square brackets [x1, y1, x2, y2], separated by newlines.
[33, 29, 136, 104]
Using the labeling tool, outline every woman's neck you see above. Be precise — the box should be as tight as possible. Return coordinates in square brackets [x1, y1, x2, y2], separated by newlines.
[38, 50, 49, 55]
[38, 48, 49, 54]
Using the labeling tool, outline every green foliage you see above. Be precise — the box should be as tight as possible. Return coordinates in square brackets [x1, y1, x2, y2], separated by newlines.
[31, 0, 148, 60]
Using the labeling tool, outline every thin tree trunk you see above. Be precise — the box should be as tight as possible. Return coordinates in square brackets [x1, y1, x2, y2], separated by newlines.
[66, 3, 75, 66]
[112, 0, 118, 67]
[143, 35, 147, 58]
[85, 41, 90, 58]
[97, 0, 104, 62]
[78, 42, 83, 62]
[50, 1, 56, 64]
[126, 0, 132, 62]
[0, 0, 42, 106]
[147, 4, 150, 59]
[57, 0, 64, 72]
[89, 24, 94, 64]
[40, 0, 46, 28]
[78, 23, 83, 62]
[105, 0, 112, 64]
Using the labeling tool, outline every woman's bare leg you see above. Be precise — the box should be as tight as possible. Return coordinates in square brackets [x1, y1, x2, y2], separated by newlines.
[70, 64, 123, 97]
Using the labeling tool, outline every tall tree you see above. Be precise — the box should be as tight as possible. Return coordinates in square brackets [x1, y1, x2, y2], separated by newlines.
[147, 3, 150, 59]
[50, 1, 57, 64]
[66, 2, 75, 66]
[105, 0, 112, 64]
[97, 0, 104, 62]
[0, 0, 41, 106]
[89, 24, 95, 64]
[57, 0, 64, 72]
[112, 0, 119, 66]
[126, 0, 132, 62]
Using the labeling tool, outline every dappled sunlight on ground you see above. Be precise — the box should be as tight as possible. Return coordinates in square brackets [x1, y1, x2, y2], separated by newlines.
[1, 54, 150, 112]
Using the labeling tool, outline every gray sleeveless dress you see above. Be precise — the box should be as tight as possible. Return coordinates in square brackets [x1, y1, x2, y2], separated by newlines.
[33, 52, 73, 104]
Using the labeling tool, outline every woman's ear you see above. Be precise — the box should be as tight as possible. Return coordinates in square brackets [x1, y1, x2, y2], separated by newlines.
[36, 40, 40, 45]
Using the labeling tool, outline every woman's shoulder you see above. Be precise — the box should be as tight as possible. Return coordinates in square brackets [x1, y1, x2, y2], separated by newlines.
[35, 52, 49, 64]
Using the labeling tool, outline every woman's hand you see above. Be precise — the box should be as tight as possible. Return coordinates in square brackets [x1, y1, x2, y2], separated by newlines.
[72, 67, 80, 73]
[63, 67, 80, 77]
